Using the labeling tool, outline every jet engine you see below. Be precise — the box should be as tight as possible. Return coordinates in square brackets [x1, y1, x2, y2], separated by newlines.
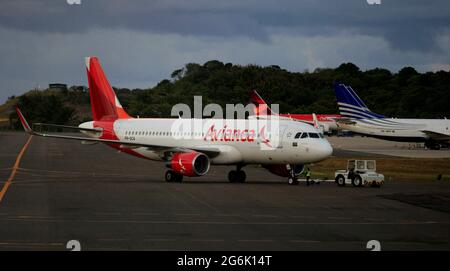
[171, 152, 210, 177]
[263, 164, 305, 177]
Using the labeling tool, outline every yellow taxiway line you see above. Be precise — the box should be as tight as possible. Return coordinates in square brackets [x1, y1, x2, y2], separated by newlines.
[0, 135, 33, 202]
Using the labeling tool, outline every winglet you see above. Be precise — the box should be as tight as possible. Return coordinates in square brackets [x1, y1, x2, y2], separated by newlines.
[312, 113, 319, 129]
[15, 106, 33, 134]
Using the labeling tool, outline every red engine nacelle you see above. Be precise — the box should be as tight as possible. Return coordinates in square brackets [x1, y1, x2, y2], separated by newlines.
[171, 152, 210, 177]
[263, 164, 305, 177]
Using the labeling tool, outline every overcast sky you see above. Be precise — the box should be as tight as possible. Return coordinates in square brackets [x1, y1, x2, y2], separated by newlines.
[0, 0, 449, 103]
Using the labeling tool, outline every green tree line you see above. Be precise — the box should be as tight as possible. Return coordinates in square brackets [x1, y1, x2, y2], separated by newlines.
[6, 61, 450, 129]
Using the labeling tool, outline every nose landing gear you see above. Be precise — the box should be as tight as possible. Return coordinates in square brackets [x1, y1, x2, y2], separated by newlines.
[287, 164, 299, 185]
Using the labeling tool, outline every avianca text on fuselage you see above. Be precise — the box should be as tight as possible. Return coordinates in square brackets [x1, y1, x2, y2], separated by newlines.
[202, 124, 272, 145]
[204, 124, 256, 142]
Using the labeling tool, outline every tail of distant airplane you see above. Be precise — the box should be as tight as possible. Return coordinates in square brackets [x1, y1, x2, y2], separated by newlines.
[333, 83, 385, 119]
[249, 90, 275, 116]
[85, 57, 131, 121]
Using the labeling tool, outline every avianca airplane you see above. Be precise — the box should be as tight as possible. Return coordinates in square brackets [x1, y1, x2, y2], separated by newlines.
[334, 83, 450, 150]
[250, 90, 341, 134]
[16, 57, 332, 185]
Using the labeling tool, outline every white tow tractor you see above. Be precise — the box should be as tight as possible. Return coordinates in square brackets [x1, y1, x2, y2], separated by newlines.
[335, 160, 384, 187]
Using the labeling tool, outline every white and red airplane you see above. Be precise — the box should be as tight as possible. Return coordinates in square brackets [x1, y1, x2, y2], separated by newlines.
[250, 90, 341, 134]
[16, 57, 332, 185]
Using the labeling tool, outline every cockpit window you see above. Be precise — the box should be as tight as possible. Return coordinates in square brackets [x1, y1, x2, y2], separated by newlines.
[308, 133, 320, 138]
[300, 133, 308, 139]
[319, 133, 324, 138]
[294, 132, 302, 139]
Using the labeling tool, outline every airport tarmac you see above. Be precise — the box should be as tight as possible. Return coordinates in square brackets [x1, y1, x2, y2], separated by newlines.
[1, 132, 450, 251]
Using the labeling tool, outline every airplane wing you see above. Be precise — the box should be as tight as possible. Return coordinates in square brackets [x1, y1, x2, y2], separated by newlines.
[326, 116, 342, 121]
[335, 118, 357, 125]
[421, 130, 450, 142]
[33, 123, 103, 135]
[15, 107, 221, 157]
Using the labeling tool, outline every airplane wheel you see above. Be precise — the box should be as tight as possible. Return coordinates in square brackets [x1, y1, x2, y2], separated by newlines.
[175, 173, 183, 183]
[352, 176, 362, 187]
[165, 170, 182, 183]
[165, 170, 174, 182]
[229, 170, 246, 183]
[425, 141, 441, 150]
[288, 178, 299, 185]
[237, 171, 246, 183]
[228, 170, 237, 183]
[336, 175, 345, 187]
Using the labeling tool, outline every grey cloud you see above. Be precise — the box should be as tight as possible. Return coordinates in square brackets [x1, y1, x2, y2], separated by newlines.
[0, 0, 449, 51]
[0, 0, 267, 39]
[1, 26, 449, 102]
[0, 0, 449, 103]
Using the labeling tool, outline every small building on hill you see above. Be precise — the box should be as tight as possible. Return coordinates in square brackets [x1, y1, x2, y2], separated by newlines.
[49, 83, 68, 91]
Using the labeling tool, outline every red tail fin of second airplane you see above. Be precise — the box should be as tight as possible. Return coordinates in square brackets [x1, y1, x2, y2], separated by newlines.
[85, 57, 131, 121]
[249, 90, 275, 116]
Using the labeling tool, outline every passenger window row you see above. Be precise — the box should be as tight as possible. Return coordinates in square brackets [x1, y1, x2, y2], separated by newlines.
[125, 130, 324, 139]
[125, 131, 205, 137]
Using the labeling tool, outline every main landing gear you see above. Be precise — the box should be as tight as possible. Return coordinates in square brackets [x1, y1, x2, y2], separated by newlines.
[165, 170, 183, 183]
[425, 140, 441, 150]
[287, 164, 299, 186]
[228, 165, 246, 183]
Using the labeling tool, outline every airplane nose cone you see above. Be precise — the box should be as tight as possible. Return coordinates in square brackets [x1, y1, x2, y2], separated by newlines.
[318, 140, 333, 160]
[324, 141, 333, 157]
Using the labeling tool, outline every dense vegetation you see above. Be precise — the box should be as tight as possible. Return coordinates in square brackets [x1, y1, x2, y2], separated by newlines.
[4, 61, 450, 129]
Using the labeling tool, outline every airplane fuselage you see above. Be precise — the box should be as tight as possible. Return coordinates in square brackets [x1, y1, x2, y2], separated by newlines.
[281, 114, 341, 132]
[338, 118, 450, 142]
[80, 118, 333, 165]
